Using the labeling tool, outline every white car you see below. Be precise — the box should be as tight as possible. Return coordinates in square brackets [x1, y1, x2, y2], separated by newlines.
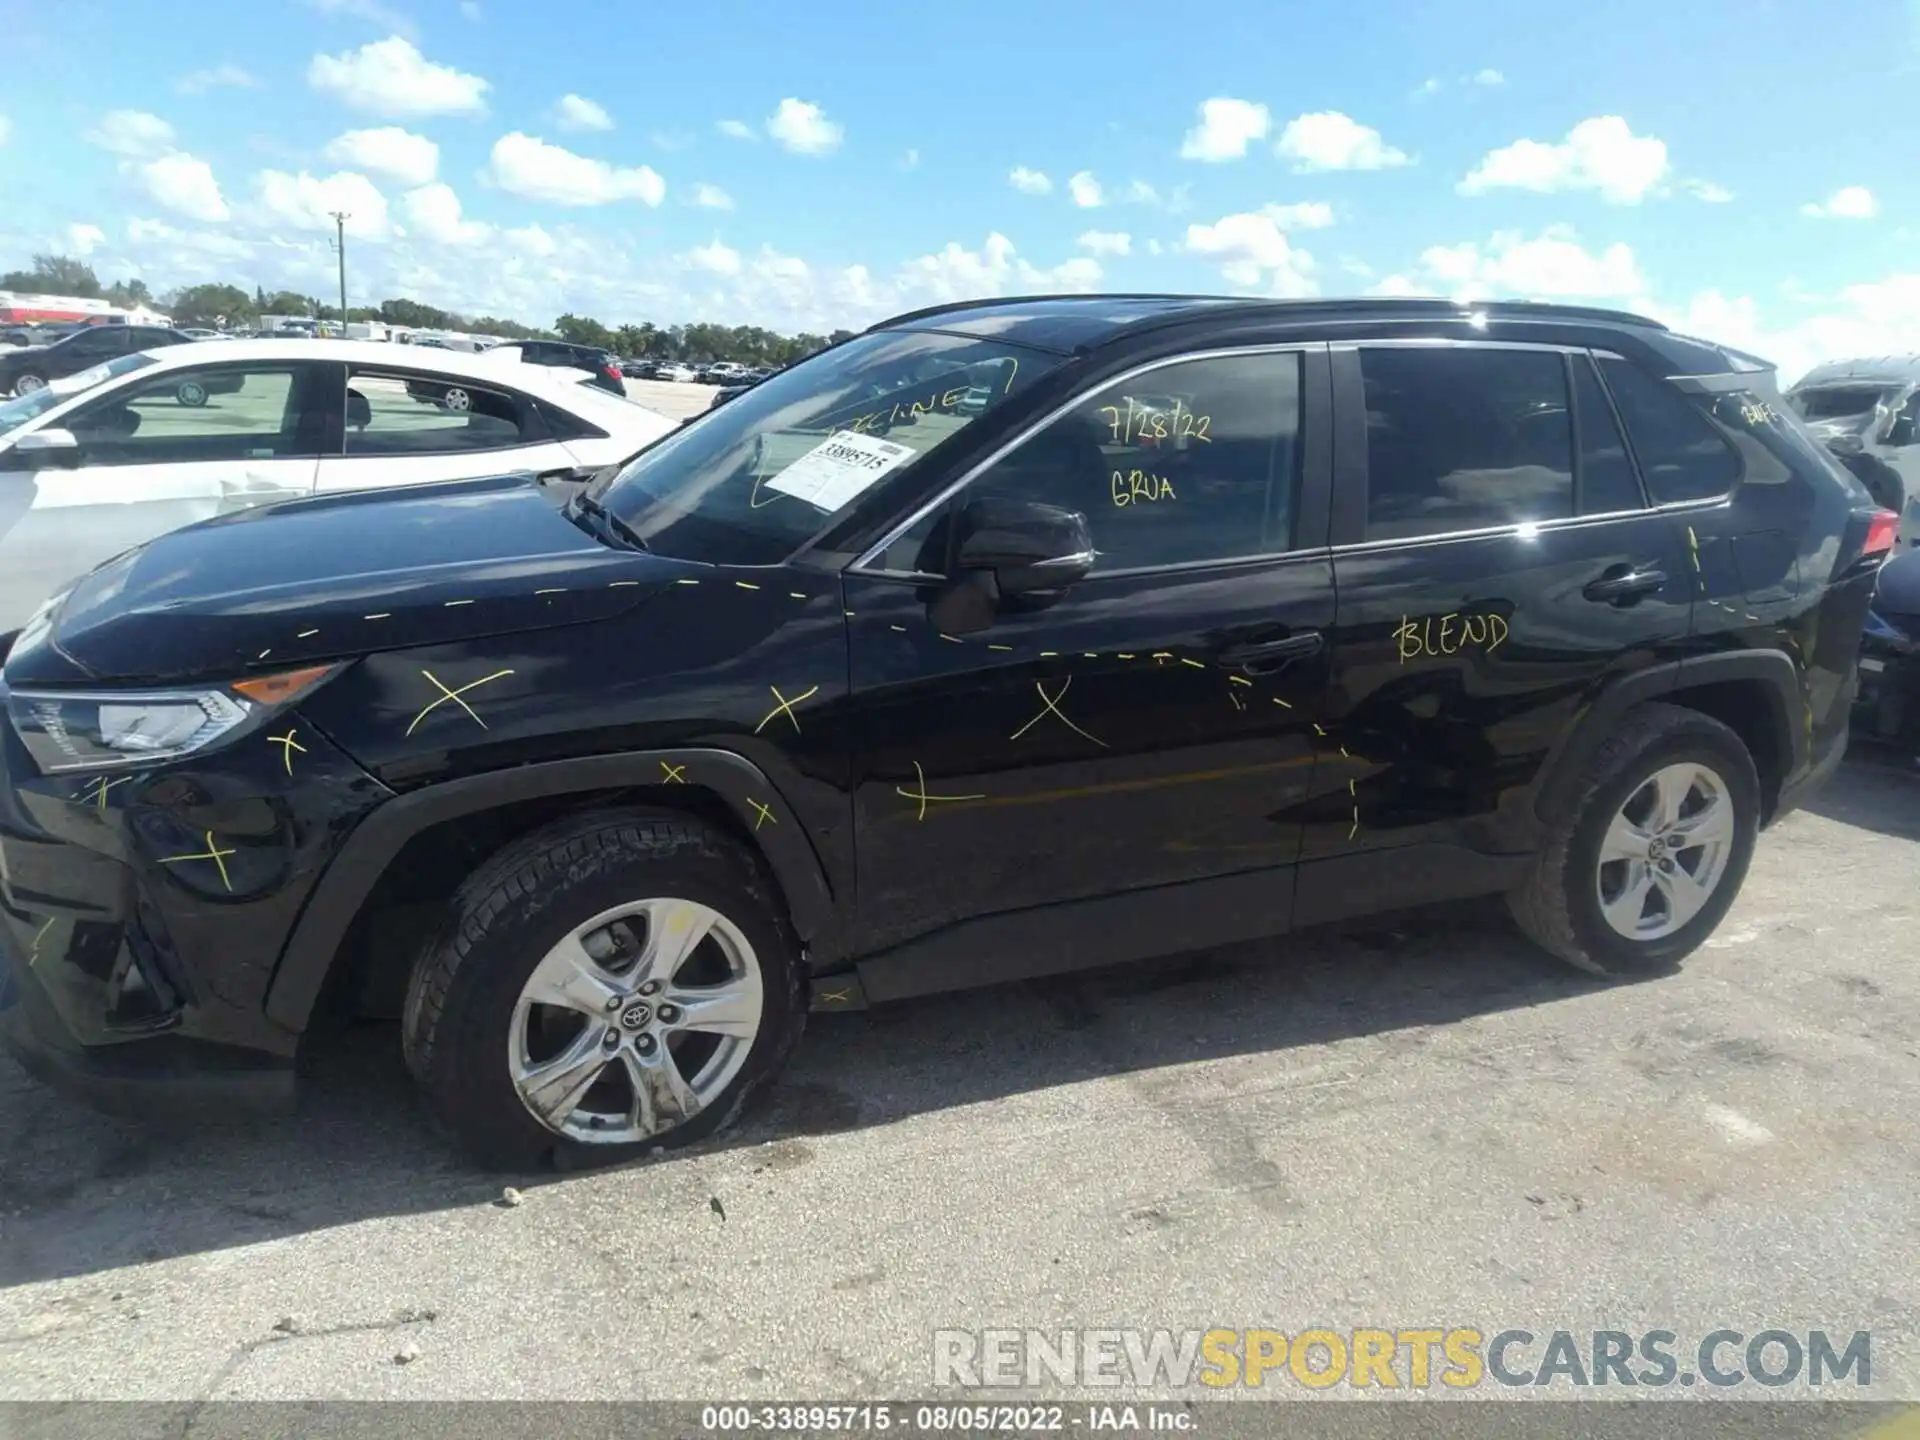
[0, 338, 676, 633]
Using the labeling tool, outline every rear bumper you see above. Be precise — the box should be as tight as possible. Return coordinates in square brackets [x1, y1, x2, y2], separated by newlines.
[1772, 715, 1849, 824]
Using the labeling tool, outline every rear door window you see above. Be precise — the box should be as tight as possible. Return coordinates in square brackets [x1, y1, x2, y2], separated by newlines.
[1571, 355, 1645, 514]
[344, 370, 547, 456]
[1597, 356, 1743, 505]
[1359, 346, 1574, 540]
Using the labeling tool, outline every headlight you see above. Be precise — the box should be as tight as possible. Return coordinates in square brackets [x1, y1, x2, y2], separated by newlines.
[7, 664, 335, 775]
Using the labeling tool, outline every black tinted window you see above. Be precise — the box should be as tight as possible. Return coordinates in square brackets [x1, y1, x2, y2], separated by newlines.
[1598, 357, 1742, 504]
[1360, 347, 1573, 540]
[1571, 355, 1644, 513]
[902, 351, 1303, 574]
[345, 372, 541, 455]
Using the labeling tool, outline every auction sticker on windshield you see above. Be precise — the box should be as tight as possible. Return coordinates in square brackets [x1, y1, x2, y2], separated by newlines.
[764, 430, 916, 512]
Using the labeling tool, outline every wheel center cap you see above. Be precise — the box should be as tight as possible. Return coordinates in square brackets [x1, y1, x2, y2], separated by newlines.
[619, 1002, 652, 1030]
[1648, 837, 1668, 861]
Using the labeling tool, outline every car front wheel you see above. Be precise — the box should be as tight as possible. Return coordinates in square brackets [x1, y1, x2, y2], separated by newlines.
[12, 371, 47, 396]
[402, 809, 804, 1171]
[1508, 702, 1760, 977]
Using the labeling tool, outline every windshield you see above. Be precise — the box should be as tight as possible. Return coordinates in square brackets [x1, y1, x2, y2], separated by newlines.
[1789, 385, 1891, 421]
[0, 353, 157, 438]
[594, 329, 1064, 563]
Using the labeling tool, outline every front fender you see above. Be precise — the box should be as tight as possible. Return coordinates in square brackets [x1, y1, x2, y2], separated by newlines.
[262, 746, 835, 1033]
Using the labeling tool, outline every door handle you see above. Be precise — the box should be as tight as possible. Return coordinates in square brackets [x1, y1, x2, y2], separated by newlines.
[1218, 630, 1324, 674]
[1582, 567, 1667, 604]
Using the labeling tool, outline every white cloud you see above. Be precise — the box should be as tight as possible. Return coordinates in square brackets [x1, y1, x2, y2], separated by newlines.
[1649, 273, 1920, 384]
[66, 223, 107, 255]
[892, 232, 1102, 304]
[1459, 116, 1669, 204]
[85, 110, 176, 158]
[140, 152, 230, 222]
[686, 240, 742, 275]
[1265, 201, 1335, 231]
[1370, 274, 1425, 297]
[691, 182, 734, 210]
[1275, 111, 1409, 172]
[485, 132, 664, 206]
[402, 183, 489, 245]
[307, 37, 489, 118]
[1009, 166, 1052, 195]
[175, 64, 257, 95]
[505, 223, 556, 257]
[717, 119, 756, 141]
[1120, 179, 1189, 211]
[1078, 230, 1131, 257]
[306, 0, 418, 38]
[1411, 78, 1443, 100]
[766, 98, 842, 155]
[554, 93, 614, 132]
[1472, 68, 1506, 86]
[1407, 227, 1647, 302]
[1068, 171, 1104, 208]
[256, 168, 390, 238]
[1801, 185, 1876, 220]
[1184, 210, 1319, 295]
[1684, 179, 1735, 203]
[1180, 97, 1271, 162]
[323, 126, 438, 185]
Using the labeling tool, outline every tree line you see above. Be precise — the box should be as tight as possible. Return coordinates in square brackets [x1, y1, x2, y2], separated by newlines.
[1, 253, 852, 366]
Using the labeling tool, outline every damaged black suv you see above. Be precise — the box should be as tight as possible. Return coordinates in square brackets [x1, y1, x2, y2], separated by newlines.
[0, 296, 1894, 1170]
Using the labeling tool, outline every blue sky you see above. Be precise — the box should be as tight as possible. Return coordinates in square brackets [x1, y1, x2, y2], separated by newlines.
[0, 0, 1915, 376]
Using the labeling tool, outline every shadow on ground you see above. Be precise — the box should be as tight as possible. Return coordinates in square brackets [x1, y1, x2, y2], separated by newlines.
[3, 754, 1911, 1289]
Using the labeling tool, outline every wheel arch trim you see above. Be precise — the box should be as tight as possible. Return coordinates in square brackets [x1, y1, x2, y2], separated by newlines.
[1532, 650, 1805, 827]
[263, 746, 835, 1033]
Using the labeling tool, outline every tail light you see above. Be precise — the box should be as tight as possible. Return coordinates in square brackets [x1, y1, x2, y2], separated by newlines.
[1865, 509, 1900, 558]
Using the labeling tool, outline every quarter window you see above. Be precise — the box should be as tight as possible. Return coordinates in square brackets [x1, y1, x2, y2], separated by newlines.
[1360, 346, 1574, 541]
[1597, 356, 1743, 504]
[344, 372, 543, 455]
[887, 351, 1303, 574]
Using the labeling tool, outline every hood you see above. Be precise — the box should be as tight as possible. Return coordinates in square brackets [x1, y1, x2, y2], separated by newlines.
[5, 473, 674, 685]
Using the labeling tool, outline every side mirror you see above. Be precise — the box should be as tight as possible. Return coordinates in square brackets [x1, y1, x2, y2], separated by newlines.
[5, 428, 81, 470]
[928, 496, 1095, 635]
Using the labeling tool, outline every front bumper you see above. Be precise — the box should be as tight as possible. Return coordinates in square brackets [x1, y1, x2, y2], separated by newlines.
[0, 675, 390, 1114]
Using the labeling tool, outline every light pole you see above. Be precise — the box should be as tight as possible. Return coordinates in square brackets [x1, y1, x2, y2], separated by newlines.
[328, 211, 349, 328]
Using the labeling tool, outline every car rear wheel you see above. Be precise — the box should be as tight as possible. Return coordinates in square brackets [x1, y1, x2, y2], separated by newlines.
[1508, 702, 1760, 977]
[402, 809, 804, 1171]
[175, 379, 209, 407]
[440, 386, 471, 412]
[12, 371, 47, 396]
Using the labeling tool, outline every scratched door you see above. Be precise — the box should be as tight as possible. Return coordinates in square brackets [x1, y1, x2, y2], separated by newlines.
[1314, 341, 1694, 863]
[840, 344, 1337, 957]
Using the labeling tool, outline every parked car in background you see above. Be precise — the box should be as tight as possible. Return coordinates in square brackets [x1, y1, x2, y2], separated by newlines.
[1, 324, 191, 397]
[175, 328, 226, 341]
[1786, 355, 1920, 548]
[0, 295, 1892, 1170]
[647, 362, 698, 383]
[483, 340, 626, 398]
[1854, 543, 1920, 749]
[0, 337, 676, 632]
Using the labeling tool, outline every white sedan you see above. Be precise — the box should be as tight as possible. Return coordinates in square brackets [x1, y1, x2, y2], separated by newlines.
[0, 338, 678, 633]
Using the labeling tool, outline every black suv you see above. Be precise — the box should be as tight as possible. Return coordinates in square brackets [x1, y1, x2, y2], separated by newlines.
[1, 324, 189, 398]
[0, 297, 1892, 1170]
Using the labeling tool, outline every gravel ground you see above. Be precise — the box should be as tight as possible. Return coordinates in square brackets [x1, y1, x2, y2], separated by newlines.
[1, 750, 1917, 1427]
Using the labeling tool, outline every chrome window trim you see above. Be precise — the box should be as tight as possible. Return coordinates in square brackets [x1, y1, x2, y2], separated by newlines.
[846, 341, 1322, 576]
[1326, 506, 1681, 557]
[1327, 337, 1589, 355]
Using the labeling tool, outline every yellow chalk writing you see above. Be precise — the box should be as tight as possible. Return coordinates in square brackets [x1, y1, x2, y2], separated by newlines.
[1393, 612, 1510, 664]
[1097, 396, 1212, 447]
[1111, 469, 1176, 507]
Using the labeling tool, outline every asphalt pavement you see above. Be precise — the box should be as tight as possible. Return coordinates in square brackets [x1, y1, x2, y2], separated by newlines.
[1, 749, 1917, 1431]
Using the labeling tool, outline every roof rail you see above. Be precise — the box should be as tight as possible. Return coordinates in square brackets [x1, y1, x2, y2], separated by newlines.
[867, 292, 1670, 336]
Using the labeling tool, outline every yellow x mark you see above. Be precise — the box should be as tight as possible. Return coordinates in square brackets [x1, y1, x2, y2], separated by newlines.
[660, 761, 687, 784]
[270, 729, 307, 775]
[748, 797, 777, 830]
[894, 760, 985, 821]
[159, 829, 237, 892]
[406, 668, 515, 736]
[754, 683, 820, 735]
[73, 776, 133, 811]
[1009, 676, 1107, 748]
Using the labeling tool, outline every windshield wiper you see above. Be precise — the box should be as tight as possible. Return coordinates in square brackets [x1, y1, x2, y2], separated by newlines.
[566, 492, 649, 552]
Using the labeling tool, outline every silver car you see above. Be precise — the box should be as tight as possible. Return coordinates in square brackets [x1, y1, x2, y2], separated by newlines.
[1786, 355, 1920, 547]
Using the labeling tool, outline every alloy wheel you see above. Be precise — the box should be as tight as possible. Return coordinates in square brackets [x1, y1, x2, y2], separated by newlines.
[507, 897, 764, 1144]
[442, 386, 472, 411]
[1595, 761, 1736, 941]
[13, 373, 45, 395]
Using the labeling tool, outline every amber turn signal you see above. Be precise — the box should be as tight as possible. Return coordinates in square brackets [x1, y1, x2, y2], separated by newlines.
[231, 665, 336, 706]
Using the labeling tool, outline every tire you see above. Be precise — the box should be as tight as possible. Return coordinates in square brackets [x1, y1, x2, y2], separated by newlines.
[12, 371, 47, 397]
[1508, 702, 1760, 977]
[175, 379, 209, 407]
[402, 808, 804, 1171]
[440, 386, 471, 412]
